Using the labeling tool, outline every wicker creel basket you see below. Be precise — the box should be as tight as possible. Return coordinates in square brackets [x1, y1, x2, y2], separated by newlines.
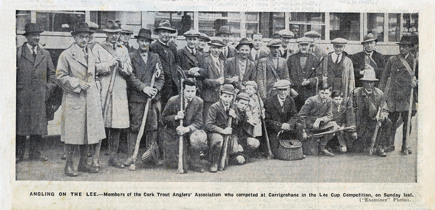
[276, 131, 305, 161]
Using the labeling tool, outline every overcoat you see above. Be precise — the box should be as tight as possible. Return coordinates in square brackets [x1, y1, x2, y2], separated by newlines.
[200, 55, 225, 103]
[223, 56, 257, 90]
[379, 54, 417, 112]
[257, 55, 290, 99]
[93, 41, 131, 128]
[298, 95, 333, 130]
[16, 43, 56, 135]
[56, 44, 106, 145]
[350, 51, 386, 87]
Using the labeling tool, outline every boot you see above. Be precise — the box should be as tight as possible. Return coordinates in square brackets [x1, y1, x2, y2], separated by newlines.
[377, 148, 387, 157]
[78, 145, 99, 173]
[209, 146, 220, 173]
[64, 145, 78, 177]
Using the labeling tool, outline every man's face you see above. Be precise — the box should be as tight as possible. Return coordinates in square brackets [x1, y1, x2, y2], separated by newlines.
[220, 93, 234, 107]
[299, 43, 309, 53]
[281, 37, 291, 47]
[277, 88, 289, 99]
[363, 81, 375, 93]
[26, 33, 40, 46]
[252, 35, 263, 50]
[238, 45, 251, 60]
[219, 34, 230, 45]
[210, 46, 222, 57]
[269, 46, 280, 56]
[106, 32, 120, 44]
[399, 44, 412, 56]
[186, 37, 198, 49]
[184, 85, 197, 101]
[363, 41, 376, 53]
[197, 39, 207, 50]
[120, 33, 130, 44]
[245, 85, 256, 96]
[319, 89, 331, 101]
[333, 44, 345, 55]
[158, 30, 171, 43]
[74, 32, 90, 48]
[236, 99, 249, 111]
[137, 38, 151, 52]
[333, 96, 343, 105]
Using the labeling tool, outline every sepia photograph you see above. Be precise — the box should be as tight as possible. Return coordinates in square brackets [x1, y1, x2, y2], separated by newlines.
[14, 10, 419, 184]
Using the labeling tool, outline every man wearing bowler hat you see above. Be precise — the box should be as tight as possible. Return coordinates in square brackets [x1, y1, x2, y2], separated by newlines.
[150, 20, 182, 107]
[16, 23, 56, 163]
[124, 28, 165, 167]
[379, 35, 418, 155]
[350, 33, 386, 87]
[352, 69, 392, 157]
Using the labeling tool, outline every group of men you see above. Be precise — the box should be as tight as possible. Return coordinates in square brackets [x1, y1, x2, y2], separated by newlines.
[16, 19, 418, 176]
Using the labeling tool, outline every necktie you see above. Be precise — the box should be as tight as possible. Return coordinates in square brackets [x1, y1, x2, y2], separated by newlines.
[83, 48, 88, 63]
[113, 44, 116, 50]
[32, 46, 36, 58]
[335, 54, 340, 64]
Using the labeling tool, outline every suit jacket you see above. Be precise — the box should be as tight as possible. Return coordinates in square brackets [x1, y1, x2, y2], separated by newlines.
[162, 95, 204, 131]
[379, 54, 417, 112]
[16, 43, 56, 135]
[287, 52, 321, 100]
[128, 50, 165, 103]
[264, 95, 298, 134]
[206, 100, 240, 134]
[298, 95, 333, 130]
[331, 98, 355, 127]
[223, 56, 257, 90]
[220, 45, 237, 60]
[350, 51, 386, 87]
[257, 55, 290, 99]
[200, 55, 225, 103]
[176, 46, 205, 77]
[320, 52, 355, 99]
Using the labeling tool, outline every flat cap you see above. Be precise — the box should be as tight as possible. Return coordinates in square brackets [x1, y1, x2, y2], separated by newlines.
[267, 39, 282, 47]
[304, 30, 321, 38]
[273, 80, 291, 89]
[237, 92, 251, 101]
[297, 37, 314, 44]
[331, 38, 348, 45]
[208, 38, 225, 48]
[278, 29, 295, 38]
[220, 84, 236, 95]
[199, 33, 211, 42]
[244, 81, 258, 89]
[183, 30, 200, 38]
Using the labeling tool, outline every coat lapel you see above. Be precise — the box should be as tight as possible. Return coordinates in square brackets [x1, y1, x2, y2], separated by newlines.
[21, 45, 35, 64]
[183, 47, 199, 66]
[33, 47, 44, 67]
[217, 101, 229, 122]
[70, 45, 88, 68]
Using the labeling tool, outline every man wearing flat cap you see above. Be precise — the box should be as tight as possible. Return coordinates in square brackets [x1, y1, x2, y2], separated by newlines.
[320, 38, 355, 100]
[278, 29, 296, 59]
[150, 20, 182, 108]
[379, 35, 418, 155]
[176, 30, 205, 84]
[263, 80, 298, 156]
[197, 32, 210, 56]
[124, 28, 165, 167]
[257, 39, 291, 100]
[16, 23, 56, 163]
[216, 25, 237, 59]
[350, 33, 386, 87]
[92, 19, 132, 169]
[304, 30, 327, 60]
[287, 37, 321, 110]
[223, 38, 257, 91]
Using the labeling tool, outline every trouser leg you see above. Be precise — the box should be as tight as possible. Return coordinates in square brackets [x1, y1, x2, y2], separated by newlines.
[16, 135, 26, 161]
[401, 111, 412, 151]
[64, 144, 78, 177]
[29, 135, 43, 158]
[127, 132, 137, 158]
[388, 112, 400, 149]
[209, 133, 223, 172]
[108, 128, 121, 160]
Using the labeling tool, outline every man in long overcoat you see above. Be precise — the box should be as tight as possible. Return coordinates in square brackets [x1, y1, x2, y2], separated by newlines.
[379, 35, 418, 155]
[16, 23, 56, 163]
[56, 22, 106, 176]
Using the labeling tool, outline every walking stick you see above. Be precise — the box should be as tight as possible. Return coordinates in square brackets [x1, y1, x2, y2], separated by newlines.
[256, 93, 273, 159]
[368, 108, 382, 155]
[128, 68, 160, 171]
[219, 92, 238, 171]
[405, 85, 414, 151]
[177, 78, 185, 174]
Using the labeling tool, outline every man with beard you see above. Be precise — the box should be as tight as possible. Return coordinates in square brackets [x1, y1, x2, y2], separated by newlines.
[150, 20, 182, 107]
[216, 25, 237, 59]
[16, 23, 56, 163]
[125, 28, 164, 167]
[379, 35, 418, 155]
[161, 78, 207, 172]
[287, 37, 321, 110]
[350, 33, 386, 87]
[304, 30, 327, 60]
[224, 38, 257, 91]
[92, 20, 132, 169]
[257, 39, 290, 100]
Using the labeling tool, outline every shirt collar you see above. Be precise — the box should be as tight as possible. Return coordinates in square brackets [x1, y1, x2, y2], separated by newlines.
[158, 39, 168, 46]
[26, 43, 37, 52]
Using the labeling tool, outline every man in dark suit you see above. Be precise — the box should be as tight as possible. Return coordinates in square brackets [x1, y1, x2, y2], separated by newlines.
[150, 20, 181, 107]
[216, 25, 237, 59]
[125, 28, 165, 167]
[16, 23, 56, 163]
[161, 78, 207, 172]
[287, 37, 321, 110]
[350, 33, 386, 87]
[263, 80, 298, 156]
[224, 38, 257, 91]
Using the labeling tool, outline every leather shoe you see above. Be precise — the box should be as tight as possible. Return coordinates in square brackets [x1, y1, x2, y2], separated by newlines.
[377, 149, 387, 157]
[384, 145, 395, 153]
[30, 155, 48, 162]
[78, 163, 99, 173]
[65, 161, 79, 177]
[123, 157, 134, 166]
[321, 149, 335, 157]
[209, 164, 218, 173]
[108, 159, 125, 169]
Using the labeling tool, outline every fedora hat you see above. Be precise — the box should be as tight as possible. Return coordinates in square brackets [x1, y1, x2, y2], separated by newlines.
[24, 23, 43, 35]
[235, 38, 253, 50]
[216, 25, 232, 36]
[361, 33, 377, 44]
[154, 20, 176, 33]
[360, 68, 379, 82]
[134, 28, 153, 41]
[71, 22, 93, 35]
[208, 38, 225, 48]
[103, 20, 122, 33]
[397, 35, 414, 46]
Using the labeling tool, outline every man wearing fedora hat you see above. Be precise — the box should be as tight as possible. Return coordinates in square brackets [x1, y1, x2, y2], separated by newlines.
[223, 38, 257, 91]
[257, 39, 290, 100]
[352, 69, 392, 157]
[350, 33, 386, 88]
[379, 35, 418, 155]
[124, 28, 165, 167]
[216, 25, 237, 59]
[150, 20, 182, 108]
[92, 19, 132, 169]
[56, 22, 106, 176]
[287, 37, 321, 110]
[16, 23, 56, 163]
[304, 30, 327, 60]
[120, 28, 135, 53]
